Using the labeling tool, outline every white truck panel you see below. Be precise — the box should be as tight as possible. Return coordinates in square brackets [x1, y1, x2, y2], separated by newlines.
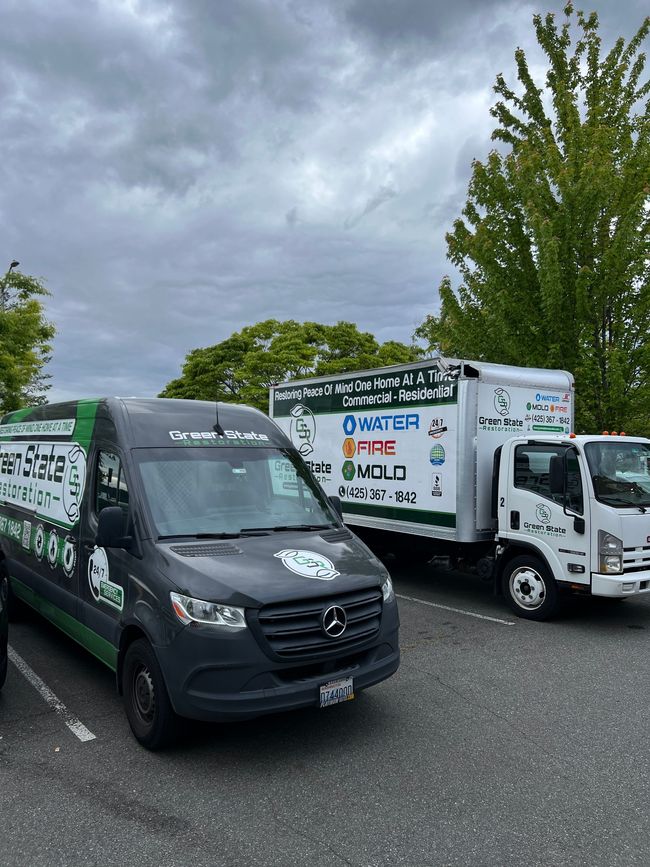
[270, 358, 574, 544]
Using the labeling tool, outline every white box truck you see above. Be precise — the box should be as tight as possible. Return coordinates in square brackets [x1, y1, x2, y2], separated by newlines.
[270, 358, 650, 620]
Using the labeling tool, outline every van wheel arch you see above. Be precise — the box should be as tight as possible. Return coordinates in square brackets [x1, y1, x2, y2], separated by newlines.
[117, 625, 152, 695]
[0, 554, 24, 622]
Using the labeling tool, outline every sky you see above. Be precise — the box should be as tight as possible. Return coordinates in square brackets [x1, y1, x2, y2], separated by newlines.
[1, 0, 647, 402]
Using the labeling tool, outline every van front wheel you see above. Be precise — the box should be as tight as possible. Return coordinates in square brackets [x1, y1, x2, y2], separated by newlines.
[502, 555, 559, 621]
[123, 639, 178, 750]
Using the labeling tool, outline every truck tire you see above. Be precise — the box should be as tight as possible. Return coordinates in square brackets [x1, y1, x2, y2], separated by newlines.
[123, 639, 179, 750]
[502, 555, 559, 621]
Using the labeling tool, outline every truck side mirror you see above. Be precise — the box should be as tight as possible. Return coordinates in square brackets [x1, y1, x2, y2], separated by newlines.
[96, 506, 132, 549]
[549, 455, 564, 495]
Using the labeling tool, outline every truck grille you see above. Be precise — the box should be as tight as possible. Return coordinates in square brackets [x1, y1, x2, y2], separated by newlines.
[623, 545, 650, 574]
[256, 587, 383, 659]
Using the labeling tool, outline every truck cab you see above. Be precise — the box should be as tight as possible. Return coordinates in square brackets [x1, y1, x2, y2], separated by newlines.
[496, 435, 650, 619]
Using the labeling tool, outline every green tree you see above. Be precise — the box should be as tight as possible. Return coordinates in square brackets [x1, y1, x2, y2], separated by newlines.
[0, 267, 55, 414]
[415, 5, 650, 434]
[160, 320, 421, 412]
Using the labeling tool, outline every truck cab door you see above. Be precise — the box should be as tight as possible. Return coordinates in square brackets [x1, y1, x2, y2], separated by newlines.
[501, 442, 590, 585]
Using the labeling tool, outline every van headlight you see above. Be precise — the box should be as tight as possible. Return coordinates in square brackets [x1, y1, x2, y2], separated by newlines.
[381, 575, 395, 603]
[598, 531, 623, 574]
[170, 592, 247, 628]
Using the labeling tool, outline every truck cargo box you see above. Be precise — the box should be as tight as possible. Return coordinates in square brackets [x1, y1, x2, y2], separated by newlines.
[270, 359, 574, 544]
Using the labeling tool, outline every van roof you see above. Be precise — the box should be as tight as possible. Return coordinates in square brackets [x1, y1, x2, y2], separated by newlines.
[1, 398, 290, 450]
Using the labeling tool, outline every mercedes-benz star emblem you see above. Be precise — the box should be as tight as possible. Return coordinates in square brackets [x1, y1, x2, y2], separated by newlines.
[322, 605, 347, 638]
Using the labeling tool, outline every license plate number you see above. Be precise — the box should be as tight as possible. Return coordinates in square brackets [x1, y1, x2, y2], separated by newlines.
[319, 677, 354, 708]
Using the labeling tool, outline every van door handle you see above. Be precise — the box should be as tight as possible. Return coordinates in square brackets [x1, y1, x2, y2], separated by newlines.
[510, 510, 520, 530]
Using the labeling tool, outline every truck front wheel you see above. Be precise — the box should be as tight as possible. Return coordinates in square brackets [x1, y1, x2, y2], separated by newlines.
[502, 555, 559, 621]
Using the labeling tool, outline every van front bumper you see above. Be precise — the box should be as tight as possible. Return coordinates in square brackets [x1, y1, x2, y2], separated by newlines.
[592, 572, 650, 597]
[155, 617, 400, 722]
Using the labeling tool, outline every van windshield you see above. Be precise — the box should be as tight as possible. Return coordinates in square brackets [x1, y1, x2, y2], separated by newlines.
[133, 447, 338, 537]
[584, 441, 650, 508]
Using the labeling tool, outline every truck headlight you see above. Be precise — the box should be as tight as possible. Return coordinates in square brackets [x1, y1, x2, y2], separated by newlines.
[598, 531, 623, 574]
[381, 575, 395, 603]
[170, 592, 247, 628]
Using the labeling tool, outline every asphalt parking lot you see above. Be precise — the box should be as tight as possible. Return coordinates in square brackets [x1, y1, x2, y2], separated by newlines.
[2, 565, 650, 867]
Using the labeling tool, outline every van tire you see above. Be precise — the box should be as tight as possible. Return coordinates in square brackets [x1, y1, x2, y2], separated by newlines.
[0, 649, 7, 691]
[502, 555, 559, 621]
[1, 566, 23, 623]
[123, 639, 179, 750]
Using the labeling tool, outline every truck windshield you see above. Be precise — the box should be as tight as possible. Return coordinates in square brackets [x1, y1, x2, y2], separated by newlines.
[585, 441, 650, 508]
[133, 447, 338, 538]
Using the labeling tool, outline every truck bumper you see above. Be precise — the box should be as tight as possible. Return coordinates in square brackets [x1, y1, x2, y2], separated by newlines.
[592, 572, 650, 597]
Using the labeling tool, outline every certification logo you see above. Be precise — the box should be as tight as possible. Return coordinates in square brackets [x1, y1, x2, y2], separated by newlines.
[428, 418, 447, 439]
[431, 473, 443, 497]
[429, 445, 446, 466]
[47, 530, 59, 568]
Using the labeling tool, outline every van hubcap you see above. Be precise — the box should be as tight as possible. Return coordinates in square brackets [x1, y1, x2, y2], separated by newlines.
[133, 665, 155, 723]
[511, 567, 546, 610]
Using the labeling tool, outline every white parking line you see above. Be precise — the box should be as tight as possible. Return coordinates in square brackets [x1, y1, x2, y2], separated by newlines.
[395, 593, 516, 626]
[8, 646, 96, 742]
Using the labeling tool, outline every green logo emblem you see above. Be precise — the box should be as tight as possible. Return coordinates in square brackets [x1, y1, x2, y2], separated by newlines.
[342, 460, 356, 481]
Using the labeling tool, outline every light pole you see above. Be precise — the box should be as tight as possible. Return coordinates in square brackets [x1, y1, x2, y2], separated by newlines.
[1, 260, 19, 310]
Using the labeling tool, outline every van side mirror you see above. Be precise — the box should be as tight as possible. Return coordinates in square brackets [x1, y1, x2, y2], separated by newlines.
[96, 506, 132, 549]
[329, 495, 343, 519]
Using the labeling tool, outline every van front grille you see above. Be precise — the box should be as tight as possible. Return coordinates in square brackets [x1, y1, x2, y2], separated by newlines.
[255, 587, 382, 659]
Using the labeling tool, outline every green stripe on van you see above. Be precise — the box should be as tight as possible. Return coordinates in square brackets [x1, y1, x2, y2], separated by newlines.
[1, 406, 34, 425]
[73, 399, 100, 450]
[11, 576, 118, 671]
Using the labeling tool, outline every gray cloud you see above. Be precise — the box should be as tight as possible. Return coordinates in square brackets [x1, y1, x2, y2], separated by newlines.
[345, 185, 398, 229]
[0, 0, 646, 402]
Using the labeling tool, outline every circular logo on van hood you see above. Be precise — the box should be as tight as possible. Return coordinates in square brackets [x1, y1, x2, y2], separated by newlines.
[274, 549, 340, 581]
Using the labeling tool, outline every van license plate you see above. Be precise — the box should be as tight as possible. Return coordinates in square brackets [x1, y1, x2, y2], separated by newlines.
[319, 677, 354, 707]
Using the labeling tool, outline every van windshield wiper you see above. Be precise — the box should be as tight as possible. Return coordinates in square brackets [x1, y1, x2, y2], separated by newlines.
[195, 530, 272, 538]
[241, 524, 335, 533]
[158, 530, 270, 540]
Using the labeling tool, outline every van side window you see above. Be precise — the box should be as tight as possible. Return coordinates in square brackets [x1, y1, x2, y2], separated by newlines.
[96, 452, 129, 514]
[514, 444, 583, 514]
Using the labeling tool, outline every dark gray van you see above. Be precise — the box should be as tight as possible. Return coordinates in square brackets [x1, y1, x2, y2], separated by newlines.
[0, 565, 7, 691]
[0, 398, 399, 747]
